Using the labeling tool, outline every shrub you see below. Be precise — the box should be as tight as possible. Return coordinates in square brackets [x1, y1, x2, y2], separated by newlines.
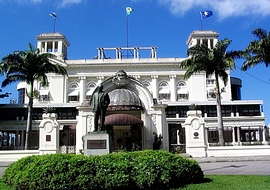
[3, 150, 203, 189]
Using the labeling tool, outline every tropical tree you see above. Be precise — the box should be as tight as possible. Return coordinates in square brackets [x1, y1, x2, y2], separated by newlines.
[180, 38, 246, 146]
[242, 28, 270, 70]
[0, 43, 67, 150]
[0, 89, 10, 98]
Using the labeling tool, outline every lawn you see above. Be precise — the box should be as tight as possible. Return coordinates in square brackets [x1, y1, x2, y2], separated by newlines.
[0, 175, 269, 189]
[182, 175, 270, 190]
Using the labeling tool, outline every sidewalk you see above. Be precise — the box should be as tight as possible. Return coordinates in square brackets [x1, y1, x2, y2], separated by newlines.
[1, 155, 270, 166]
[191, 155, 270, 163]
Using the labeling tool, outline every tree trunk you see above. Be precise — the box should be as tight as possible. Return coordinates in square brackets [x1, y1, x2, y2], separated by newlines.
[25, 83, 34, 150]
[215, 74, 225, 146]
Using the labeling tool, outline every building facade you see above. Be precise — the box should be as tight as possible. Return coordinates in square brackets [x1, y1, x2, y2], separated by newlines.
[0, 30, 267, 154]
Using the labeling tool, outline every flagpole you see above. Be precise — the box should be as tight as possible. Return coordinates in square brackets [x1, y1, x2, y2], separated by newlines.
[200, 12, 203, 30]
[53, 18, 56, 33]
[126, 13, 129, 48]
[49, 12, 57, 33]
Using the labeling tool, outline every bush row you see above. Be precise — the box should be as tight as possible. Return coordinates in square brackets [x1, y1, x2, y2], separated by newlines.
[2, 150, 203, 189]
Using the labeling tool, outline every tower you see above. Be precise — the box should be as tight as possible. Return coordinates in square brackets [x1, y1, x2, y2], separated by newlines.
[36, 33, 70, 60]
[186, 30, 219, 49]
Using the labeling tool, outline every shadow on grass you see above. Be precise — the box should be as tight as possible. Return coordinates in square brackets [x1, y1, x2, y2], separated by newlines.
[176, 177, 213, 189]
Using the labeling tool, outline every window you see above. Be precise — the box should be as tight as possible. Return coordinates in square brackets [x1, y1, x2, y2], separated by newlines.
[202, 39, 208, 46]
[238, 105, 261, 116]
[47, 42, 53, 52]
[39, 83, 50, 102]
[54, 42, 58, 52]
[166, 106, 189, 118]
[177, 81, 188, 100]
[68, 83, 79, 102]
[159, 81, 170, 100]
[18, 89, 25, 104]
[86, 82, 96, 100]
[142, 81, 152, 94]
[206, 79, 215, 85]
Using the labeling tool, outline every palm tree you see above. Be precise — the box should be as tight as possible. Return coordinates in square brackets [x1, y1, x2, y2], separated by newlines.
[180, 38, 245, 146]
[0, 43, 67, 150]
[242, 28, 270, 70]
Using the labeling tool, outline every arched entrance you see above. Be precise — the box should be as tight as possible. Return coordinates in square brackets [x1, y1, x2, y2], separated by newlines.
[105, 114, 143, 151]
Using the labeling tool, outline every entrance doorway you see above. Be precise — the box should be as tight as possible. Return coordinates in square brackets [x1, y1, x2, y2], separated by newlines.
[109, 125, 142, 152]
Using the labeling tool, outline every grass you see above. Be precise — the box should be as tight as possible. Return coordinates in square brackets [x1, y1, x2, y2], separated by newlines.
[0, 175, 269, 189]
[182, 175, 270, 190]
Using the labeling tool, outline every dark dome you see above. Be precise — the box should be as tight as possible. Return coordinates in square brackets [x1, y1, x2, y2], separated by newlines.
[108, 89, 143, 111]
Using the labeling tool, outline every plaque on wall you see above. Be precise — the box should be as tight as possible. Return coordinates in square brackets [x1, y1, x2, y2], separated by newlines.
[87, 140, 106, 149]
[46, 135, 51, 142]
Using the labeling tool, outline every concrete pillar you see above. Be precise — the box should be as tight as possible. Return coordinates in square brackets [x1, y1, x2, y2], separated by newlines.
[151, 75, 158, 99]
[262, 126, 268, 145]
[205, 127, 209, 146]
[232, 127, 237, 145]
[79, 76, 86, 104]
[64, 76, 68, 103]
[237, 126, 241, 146]
[169, 74, 177, 102]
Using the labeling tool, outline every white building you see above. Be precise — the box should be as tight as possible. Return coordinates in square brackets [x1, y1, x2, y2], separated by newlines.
[0, 30, 267, 154]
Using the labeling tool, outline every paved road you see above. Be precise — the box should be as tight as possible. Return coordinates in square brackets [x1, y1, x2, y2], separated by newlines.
[199, 160, 270, 175]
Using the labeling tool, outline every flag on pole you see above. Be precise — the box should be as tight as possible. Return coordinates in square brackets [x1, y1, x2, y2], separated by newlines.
[126, 7, 133, 15]
[49, 12, 57, 19]
[200, 10, 213, 20]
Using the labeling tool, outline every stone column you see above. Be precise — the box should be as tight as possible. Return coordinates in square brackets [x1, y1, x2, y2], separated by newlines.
[64, 76, 68, 103]
[76, 106, 93, 154]
[151, 75, 158, 99]
[232, 127, 237, 146]
[79, 76, 86, 104]
[169, 74, 177, 102]
[205, 127, 209, 146]
[262, 126, 268, 145]
[237, 126, 242, 146]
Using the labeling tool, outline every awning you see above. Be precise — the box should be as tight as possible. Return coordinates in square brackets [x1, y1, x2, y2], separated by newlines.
[177, 88, 188, 94]
[104, 114, 143, 125]
[39, 90, 49, 95]
[86, 89, 95, 96]
[159, 88, 170, 94]
[68, 90, 79, 96]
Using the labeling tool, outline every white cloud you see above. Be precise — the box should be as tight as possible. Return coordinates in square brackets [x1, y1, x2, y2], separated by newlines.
[12, 0, 83, 7]
[58, 0, 83, 7]
[158, 0, 270, 19]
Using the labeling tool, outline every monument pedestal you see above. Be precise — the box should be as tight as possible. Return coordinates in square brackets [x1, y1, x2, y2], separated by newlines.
[185, 110, 207, 157]
[39, 113, 60, 155]
[84, 132, 111, 156]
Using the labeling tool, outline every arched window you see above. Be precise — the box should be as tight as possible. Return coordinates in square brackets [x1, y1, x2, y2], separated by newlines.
[159, 81, 170, 100]
[142, 81, 152, 94]
[68, 83, 79, 102]
[86, 82, 96, 100]
[177, 81, 188, 100]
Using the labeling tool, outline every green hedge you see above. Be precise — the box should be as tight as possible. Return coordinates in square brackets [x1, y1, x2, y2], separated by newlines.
[2, 150, 203, 189]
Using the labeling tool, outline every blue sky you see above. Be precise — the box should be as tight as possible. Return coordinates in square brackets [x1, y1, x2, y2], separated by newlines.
[1, 0, 270, 124]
